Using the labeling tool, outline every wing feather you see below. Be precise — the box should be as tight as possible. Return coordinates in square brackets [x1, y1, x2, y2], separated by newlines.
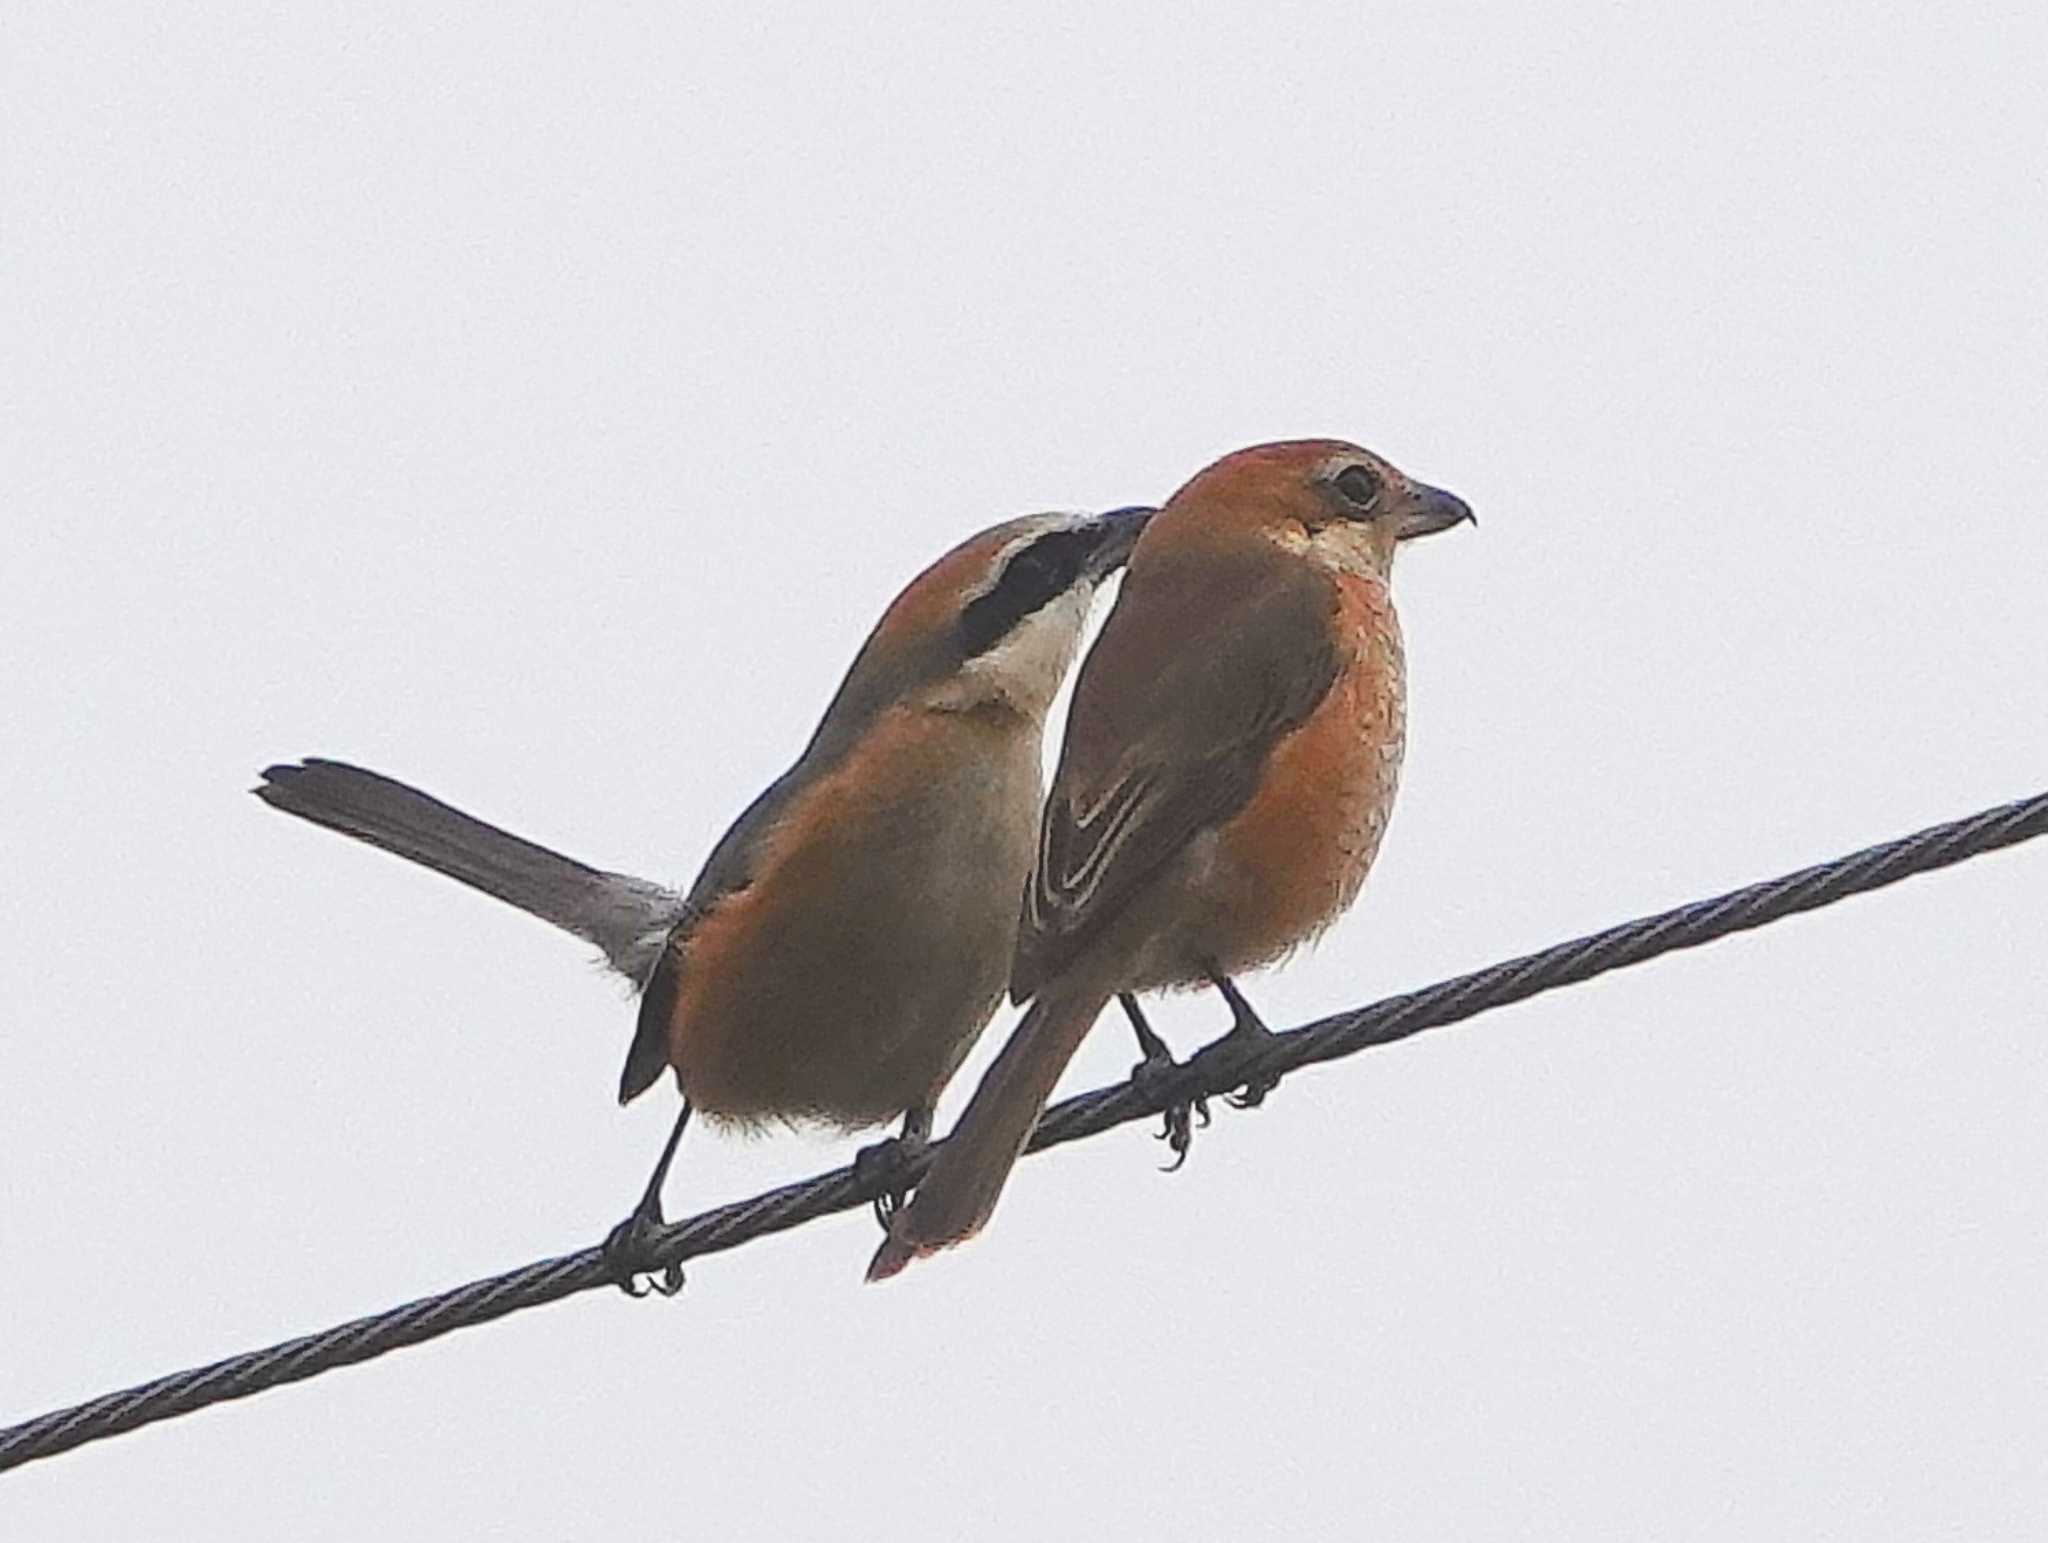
[1012, 547, 1339, 998]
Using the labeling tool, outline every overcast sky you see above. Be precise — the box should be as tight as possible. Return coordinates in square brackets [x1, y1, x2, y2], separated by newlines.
[5, 4, 2045, 1537]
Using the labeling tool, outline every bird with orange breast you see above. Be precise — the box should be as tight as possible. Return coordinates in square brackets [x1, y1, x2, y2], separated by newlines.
[869, 439, 1471, 1280]
[256, 503, 1151, 1293]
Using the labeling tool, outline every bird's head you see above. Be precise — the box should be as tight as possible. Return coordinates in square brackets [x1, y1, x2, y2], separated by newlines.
[847, 505, 1153, 723]
[1151, 438, 1473, 579]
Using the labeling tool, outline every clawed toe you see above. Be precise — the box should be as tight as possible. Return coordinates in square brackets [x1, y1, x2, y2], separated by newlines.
[1156, 1092, 1213, 1170]
[1225, 1072, 1279, 1110]
[854, 1129, 928, 1230]
[1188, 1025, 1282, 1113]
[1202, 973, 1283, 1111]
[602, 1210, 685, 1298]
[605, 1100, 691, 1297]
[1130, 1052, 1209, 1171]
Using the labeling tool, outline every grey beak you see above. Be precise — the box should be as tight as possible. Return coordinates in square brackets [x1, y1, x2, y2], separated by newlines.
[1396, 482, 1475, 541]
[1088, 505, 1156, 570]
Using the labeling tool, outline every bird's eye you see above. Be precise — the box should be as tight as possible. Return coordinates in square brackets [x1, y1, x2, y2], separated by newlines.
[1333, 464, 1383, 513]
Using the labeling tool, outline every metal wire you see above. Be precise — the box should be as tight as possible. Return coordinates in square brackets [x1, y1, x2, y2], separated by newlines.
[4, 788, 2044, 1475]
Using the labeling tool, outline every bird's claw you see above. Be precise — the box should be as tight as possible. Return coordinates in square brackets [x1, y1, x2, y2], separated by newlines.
[1190, 1022, 1282, 1114]
[602, 1210, 685, 1298]
[1225, 1072, 1279, 1110]
[1156, 1093, 1214, 1170]
[854, 1132, 926, 1230]
[1131, 1052, 1210, 1171]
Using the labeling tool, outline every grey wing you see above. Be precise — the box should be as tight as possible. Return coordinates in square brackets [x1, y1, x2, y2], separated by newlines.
[618, 756, 820, 1103]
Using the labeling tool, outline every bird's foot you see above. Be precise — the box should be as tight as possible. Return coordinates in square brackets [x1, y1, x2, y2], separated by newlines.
[1130, 1048, 1211, 1171]
[854, 1129, 930, 1230]
[1225, 1032, 1281, 1108]
[601, 1203, 685, 1299]
[1121, 993, 1208, 1169]
[1189, 1019, 1282, 1111]
[1199, 973, 1284, 1109]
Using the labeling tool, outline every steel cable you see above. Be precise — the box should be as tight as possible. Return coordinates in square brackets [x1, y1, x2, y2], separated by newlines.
[4, 788, 2043, 1475]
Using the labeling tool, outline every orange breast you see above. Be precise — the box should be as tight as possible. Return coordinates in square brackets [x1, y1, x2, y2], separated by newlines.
[1208, 574, 1406, 969]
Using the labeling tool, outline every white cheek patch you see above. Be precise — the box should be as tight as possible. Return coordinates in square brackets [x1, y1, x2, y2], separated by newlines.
[1263, 519, 1382, 576]
[1306, 521, 1385, 576]
[1264, 523, 1312, 557]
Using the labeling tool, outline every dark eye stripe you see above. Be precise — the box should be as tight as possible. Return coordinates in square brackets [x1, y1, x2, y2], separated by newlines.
[959, 528, 1095, 656]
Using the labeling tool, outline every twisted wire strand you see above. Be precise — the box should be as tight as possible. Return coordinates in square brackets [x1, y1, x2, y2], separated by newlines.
[5, 788, 2043, 1475]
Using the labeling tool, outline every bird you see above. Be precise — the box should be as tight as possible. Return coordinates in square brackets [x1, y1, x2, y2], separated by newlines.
[255, 502, 1153, 1293]
[868, 439, 1471, 1280]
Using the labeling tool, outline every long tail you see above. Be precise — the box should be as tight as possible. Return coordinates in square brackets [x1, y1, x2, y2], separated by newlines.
[254, 759, 685, 983]
[867, 971, 1114, 1281]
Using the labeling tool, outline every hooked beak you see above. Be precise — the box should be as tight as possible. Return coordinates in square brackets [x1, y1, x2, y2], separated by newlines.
[1396, 482, 1475, 542]
[1087, 505, 1156, 572]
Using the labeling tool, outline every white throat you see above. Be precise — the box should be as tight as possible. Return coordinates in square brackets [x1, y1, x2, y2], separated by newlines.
[931, 581, 1098, 720]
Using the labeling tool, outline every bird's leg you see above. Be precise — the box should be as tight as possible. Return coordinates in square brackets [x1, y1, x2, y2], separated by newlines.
[854, 1105, 934, 1230]
[1121, 992, 1209, 1170]
[1200, 972, 1283, 1109]
[601, 1100, 691, 1298]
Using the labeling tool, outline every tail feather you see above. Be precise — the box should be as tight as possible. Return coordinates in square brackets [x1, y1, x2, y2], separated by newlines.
[254, 759, 684, 983]
[867, 973, 1114, 1281]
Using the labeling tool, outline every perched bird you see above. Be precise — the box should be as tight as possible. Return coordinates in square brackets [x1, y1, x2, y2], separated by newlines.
[869, 439, 1471, 1280]
[256, 504, 1152, 1291]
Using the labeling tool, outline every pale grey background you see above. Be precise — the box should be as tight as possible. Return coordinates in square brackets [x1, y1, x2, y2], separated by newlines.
[4, 4, 2045, 1538]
